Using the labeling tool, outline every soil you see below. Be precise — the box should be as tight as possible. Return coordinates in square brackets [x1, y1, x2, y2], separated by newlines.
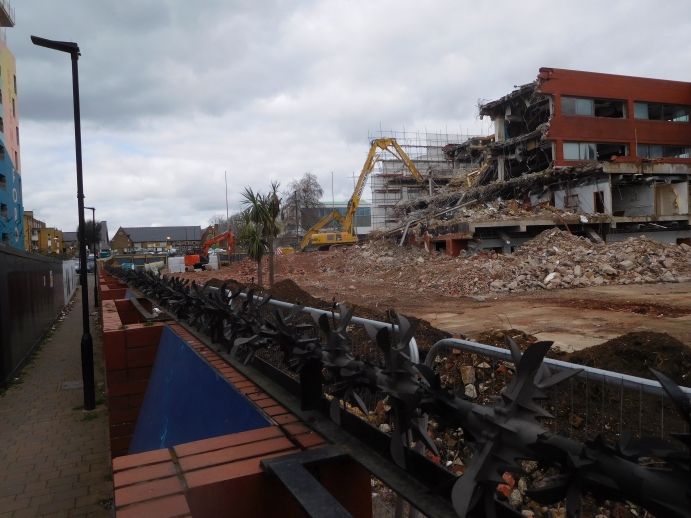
[561, 331, 691, 386]
[475, 328, 538, 351]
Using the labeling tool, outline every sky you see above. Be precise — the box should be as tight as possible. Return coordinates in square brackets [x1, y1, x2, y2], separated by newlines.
[12, 0, 691, 235]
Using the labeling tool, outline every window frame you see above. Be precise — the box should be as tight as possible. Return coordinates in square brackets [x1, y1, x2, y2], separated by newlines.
[562, 96, 626, 118]
[634, 101, 691, 122]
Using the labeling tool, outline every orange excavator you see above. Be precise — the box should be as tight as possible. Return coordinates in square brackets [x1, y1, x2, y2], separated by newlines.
[184, 230, 234, 269]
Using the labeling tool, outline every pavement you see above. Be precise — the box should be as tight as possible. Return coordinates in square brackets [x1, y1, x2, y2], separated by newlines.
[0, 276, 113, 518]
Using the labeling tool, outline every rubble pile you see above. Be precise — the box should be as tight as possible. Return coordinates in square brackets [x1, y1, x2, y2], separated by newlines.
[422, 200, 587, 234]
[394, 163, 604, 223]
[347, 229, 691, 296]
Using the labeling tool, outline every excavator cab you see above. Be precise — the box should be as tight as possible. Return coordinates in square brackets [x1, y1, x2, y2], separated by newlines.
[305, 231, 357, 251]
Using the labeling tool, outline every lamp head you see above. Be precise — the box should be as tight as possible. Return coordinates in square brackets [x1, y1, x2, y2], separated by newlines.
[31, 36, 80, 55]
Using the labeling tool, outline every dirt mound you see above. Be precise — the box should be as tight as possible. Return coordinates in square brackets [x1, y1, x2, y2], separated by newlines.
[564, 331, 691, 386]
[265, 279, 331, 309]
[475, 328, 538, 351]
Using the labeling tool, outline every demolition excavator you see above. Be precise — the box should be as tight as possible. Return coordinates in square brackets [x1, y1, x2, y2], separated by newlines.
[299, 138, 426, 251]
[185, 229, 235, 269]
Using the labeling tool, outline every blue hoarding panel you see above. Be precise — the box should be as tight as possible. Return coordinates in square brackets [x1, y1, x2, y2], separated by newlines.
[128, 326, 271, 454]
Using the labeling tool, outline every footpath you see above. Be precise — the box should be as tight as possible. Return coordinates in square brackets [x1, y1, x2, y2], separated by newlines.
[0, 277, 113, 518]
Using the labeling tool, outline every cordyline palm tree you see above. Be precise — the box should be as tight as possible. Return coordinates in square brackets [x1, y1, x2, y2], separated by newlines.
[240, 188, 268, 287]
[264, 181, 282, 287]
[241, 183, 282, 287]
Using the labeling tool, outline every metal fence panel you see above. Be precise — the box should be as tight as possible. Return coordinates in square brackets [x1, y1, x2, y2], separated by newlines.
[0, 246, 67, 387]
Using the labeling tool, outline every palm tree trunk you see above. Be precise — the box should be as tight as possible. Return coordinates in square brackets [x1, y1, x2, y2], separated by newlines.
[268, 236, 275, 287]
[257, 258, 263, 287]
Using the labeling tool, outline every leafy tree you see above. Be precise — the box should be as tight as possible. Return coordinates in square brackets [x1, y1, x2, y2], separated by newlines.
[77, 220, 102, 252]
[281, 173, 324, 242]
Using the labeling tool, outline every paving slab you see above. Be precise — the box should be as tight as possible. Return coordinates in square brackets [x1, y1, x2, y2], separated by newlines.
[0, 277, 113, 517]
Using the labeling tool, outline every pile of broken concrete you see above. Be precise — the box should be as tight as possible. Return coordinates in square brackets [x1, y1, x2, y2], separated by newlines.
[349, 229, 691, 296]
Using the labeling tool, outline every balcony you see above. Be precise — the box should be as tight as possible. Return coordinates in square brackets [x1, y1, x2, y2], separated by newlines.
[0, 0, 15, 28]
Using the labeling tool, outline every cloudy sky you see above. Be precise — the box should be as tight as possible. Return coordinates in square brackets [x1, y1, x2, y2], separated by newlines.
[12, 0, 691, 235]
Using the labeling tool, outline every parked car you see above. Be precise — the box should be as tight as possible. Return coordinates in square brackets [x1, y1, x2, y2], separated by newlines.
[76, 259, 95, 274]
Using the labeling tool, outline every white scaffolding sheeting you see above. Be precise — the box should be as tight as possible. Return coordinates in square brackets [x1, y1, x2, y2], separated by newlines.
[367, 130, 479, 230]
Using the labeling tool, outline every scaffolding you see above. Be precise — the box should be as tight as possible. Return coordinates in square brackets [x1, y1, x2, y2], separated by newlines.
[367, 129, 480, 230]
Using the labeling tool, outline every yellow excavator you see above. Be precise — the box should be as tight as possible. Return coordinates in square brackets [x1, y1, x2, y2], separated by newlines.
[299, 138, 426, 251]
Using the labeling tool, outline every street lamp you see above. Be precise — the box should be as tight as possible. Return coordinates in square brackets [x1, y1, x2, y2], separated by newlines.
[31, 35, 95, 411]
[84, 206, 99, 306]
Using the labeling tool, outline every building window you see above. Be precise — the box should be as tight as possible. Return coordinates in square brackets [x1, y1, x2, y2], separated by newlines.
[0, 145, 5, 161]
[564, 142, 596, 160]
[14, 151, 18, 168]
[637, 144, 663, 158]
[564, 142, 628, 161]
[1, 233, 8, 244]
[15, 126, 18, 145]
[354, 207, 371, 227]
[562, 97, 625, 118]
[1, 203, 7, 220]
[12, 98, 15, 117]
[13, 74, 16, 94]
[0, 173, 5, 189]
[634, 102, 690, 122]
[638, 144, 691, 159]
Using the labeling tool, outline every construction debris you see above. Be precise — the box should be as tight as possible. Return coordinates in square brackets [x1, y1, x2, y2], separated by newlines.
[346, 229, 691, 296]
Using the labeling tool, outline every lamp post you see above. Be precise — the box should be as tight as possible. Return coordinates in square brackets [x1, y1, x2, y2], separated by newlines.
[84, 206, 98, 306]
[32, 36, 95, 411]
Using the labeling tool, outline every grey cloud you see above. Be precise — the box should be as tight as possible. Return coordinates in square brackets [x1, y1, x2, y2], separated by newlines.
[15, 0, 691, 234]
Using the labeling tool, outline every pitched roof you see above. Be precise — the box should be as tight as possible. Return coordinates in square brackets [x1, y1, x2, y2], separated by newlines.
[62, 231, 78, 242]
[120, 226, 202, 242]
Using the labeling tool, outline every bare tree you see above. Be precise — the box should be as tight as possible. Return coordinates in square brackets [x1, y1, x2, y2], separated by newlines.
[209, 211, 246, 239]
[281, 173, 324, 244]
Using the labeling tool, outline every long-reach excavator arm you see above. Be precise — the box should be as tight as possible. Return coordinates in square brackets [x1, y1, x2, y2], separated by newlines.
[343, 138, 425, 235]
[299, 138, 425, 251]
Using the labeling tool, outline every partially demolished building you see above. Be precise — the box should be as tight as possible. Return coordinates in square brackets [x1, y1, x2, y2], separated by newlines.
[368, 131, 469, 230]
[393, 68, 691, 255]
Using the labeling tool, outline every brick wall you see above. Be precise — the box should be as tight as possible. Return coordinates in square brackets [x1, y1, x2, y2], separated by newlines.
[102, 282, 373, 517]
[101, 273, 165, 458]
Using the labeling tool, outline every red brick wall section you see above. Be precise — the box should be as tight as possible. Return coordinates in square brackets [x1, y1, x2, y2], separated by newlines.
[100, 273, 164, 459]
[113, 426, 372, 518]
[109, 322, 372, 517]
[100, 273, 129, 300]
[536, 68, 691, 166]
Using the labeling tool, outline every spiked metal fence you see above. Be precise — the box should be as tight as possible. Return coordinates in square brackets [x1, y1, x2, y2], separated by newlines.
[105, 267, 691, 518]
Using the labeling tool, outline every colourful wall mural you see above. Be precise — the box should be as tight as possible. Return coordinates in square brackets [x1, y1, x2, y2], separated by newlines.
[0, 36, 22, 250]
